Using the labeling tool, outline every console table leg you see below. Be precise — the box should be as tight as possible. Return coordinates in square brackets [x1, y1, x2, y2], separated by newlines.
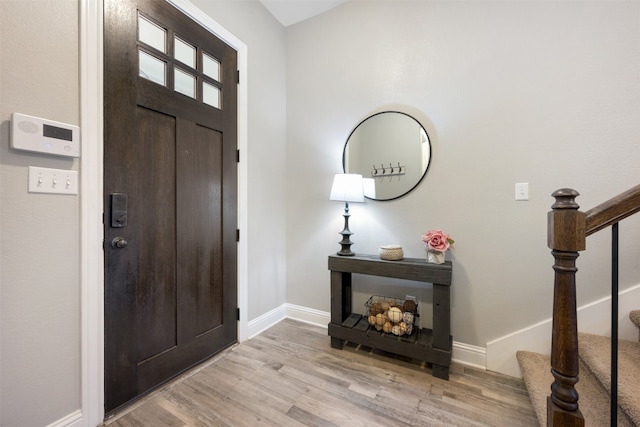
[331, 336, 345, 349]
[329, 270, 350, 351]
[432, 283, 451, 350]
[330, 271, 351, 324]
[432, 364, 450, 380]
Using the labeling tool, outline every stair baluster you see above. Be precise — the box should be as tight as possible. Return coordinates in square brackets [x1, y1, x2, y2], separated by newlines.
[610, 223, 618, 426]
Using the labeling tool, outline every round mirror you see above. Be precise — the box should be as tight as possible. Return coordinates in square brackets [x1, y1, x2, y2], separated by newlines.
[343, 111, 431, 201]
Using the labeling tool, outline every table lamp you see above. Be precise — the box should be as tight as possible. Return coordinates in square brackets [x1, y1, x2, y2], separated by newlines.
[329, 174, 364, 256]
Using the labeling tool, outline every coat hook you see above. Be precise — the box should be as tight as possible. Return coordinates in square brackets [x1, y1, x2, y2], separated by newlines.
[372, 165, 378, 175]
[381, 164, 386, 174]
[389, 163, 394, 173]
[398, 162, 403, 173]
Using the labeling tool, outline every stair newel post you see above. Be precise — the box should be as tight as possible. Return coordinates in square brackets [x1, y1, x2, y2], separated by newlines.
[547, 189, 586, 427]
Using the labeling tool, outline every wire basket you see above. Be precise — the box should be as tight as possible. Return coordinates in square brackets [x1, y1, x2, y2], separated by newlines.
[364, 295, 418, 336]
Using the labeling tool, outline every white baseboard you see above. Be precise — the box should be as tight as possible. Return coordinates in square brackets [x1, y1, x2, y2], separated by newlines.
[45, 410, 83, 427]
[452, 342, 486, 370]
[247, 304, 287, 339]
[285, 303, 330, 327]
[247, 303, 330, 339]
[247, 303, 487, 370]
[486, 283, 640, 378]
[486, 318, 552, 378]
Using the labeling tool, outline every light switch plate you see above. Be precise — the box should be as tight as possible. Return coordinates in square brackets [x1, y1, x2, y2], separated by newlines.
[515, 182, 529, 201]
[28, 166, 78, 195]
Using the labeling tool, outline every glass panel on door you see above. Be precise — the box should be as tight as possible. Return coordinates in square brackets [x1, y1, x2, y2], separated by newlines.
[138, 14, 166, 53]
[174, 67, 195, 98]
[139, 50, 166, 85]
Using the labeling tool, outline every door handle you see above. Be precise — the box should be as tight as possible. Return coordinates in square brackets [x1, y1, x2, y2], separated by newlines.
[111, 237, 128, 249]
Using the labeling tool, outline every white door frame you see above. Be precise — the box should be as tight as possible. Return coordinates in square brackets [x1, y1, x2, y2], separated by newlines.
[80, 0, 248, 424]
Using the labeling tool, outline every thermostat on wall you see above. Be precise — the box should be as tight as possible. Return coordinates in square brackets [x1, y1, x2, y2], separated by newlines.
[10, 112, 80, 157]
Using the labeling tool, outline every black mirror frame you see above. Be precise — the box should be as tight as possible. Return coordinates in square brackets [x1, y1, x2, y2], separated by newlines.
[342, 110, 432, 201]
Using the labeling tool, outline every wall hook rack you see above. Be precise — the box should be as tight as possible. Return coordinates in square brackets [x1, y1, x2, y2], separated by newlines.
[371, 162, 405, 178]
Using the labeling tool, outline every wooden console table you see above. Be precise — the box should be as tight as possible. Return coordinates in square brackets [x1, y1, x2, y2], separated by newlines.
[327, 254, 453, 380]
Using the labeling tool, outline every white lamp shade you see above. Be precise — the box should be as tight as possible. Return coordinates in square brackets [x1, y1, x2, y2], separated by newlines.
[329, 174, 364, 203]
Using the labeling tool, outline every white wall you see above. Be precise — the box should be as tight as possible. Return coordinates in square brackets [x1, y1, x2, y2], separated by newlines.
[0, 1, 81, 426]
[285, 0, 640, 349]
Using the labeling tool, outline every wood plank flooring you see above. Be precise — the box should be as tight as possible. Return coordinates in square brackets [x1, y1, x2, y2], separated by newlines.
[103, 319, 538, 426]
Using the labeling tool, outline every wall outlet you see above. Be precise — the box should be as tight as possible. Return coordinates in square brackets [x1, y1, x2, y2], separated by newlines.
[28, 166, 78, 195]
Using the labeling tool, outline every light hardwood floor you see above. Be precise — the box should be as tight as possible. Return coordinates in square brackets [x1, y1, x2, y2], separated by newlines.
[104, 319, 538, 426]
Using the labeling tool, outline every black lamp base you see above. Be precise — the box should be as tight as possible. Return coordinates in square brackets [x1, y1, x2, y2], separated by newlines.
[337, 233, 355, 256]
[337, 202, 355, 256]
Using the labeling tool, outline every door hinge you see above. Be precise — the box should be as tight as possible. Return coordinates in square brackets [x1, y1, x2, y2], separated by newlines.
[236, 149, 240, 163]
[237, 307, 240, 321]
[236, 229, 240, 242]
[237, 70, 240, 84]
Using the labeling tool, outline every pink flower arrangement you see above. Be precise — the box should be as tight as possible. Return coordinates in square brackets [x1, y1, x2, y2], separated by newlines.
[422, 229, 454, 253]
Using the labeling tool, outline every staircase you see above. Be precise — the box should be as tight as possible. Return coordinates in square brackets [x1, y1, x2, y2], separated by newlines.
[516, 185, 640, 426]
[517, 310, 640, 426]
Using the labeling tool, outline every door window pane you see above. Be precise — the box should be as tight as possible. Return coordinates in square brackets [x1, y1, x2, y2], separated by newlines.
[138, 15, 166, 53]
[203, 82, 221, 108]
[203, 53, 220, 82]
[174, 67, 195, 98]
[139, 50, 166, 86]
[174, 37, 195, 68]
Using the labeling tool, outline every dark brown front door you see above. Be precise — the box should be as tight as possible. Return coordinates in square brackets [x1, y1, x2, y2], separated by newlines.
[103, 0, 238, 414]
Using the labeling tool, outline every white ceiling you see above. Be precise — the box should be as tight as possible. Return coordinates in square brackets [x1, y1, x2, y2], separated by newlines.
[259, 0, 348, 27]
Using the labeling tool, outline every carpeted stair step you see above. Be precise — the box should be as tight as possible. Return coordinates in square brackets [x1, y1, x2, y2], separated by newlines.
[630, 310, 640, 340]
[578, 332, 640, 426]
[516, 351, 634, 426]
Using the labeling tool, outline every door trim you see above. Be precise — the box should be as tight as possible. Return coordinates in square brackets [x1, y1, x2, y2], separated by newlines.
[80, 0, 248, 424]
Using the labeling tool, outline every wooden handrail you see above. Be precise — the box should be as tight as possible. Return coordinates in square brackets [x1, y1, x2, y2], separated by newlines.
[585, 184, 640, 236]
[547, 184, 640, 426]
